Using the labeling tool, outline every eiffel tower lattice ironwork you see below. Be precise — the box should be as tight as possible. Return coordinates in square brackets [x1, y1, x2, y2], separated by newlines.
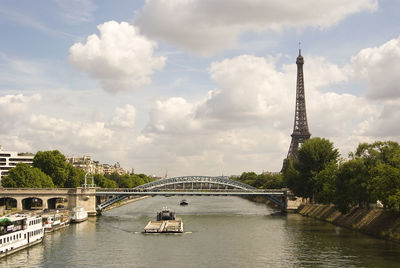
[287, 46, 311, 159]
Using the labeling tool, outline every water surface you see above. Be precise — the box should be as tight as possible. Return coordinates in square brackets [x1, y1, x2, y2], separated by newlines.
[1, 196, 400, 267]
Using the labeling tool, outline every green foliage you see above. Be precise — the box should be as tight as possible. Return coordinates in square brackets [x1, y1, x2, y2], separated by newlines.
[284, 137, 339, 202]
[33, 150, 69, 187]
[64, 165, 86, 188]
[1, 163, 54, 188]
[94, 174, 118, 188]
[104, 172, 153, 188]
[232, 172, 284, 189]
[353, 141, 400, 212]
[283, 140, 400, 213]
[370, 164, 400, 211]
[313, 161, 337, 204]
[334, 159, 371, 213]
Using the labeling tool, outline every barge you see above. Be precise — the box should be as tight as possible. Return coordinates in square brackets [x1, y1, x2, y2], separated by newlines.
[144, 207, 183, 233]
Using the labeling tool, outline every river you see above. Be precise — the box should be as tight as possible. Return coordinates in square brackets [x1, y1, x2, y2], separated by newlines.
[1, 196, 400, 267]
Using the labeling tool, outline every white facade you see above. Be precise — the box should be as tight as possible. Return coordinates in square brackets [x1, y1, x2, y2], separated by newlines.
[66, 155, 129, 175]
[0, 146, 34, 181]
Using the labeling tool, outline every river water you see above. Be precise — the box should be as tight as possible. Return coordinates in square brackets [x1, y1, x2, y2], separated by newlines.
[1, 196, 400, 267]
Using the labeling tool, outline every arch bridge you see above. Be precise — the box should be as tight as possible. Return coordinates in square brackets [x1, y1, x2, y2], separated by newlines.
[96, 176, 287, 212]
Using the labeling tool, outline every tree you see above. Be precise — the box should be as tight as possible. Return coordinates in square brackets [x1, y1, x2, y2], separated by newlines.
[313, 161, 337, 204]
[352, 141, 400, 211]
[263, 174, 284, 189]
[285, 137, 339, 202]
[94, 174, 118, 188]
[1, 163, 54, 188]
[334, 158, 371, 213]
[64, 165, 85, 188]
[370, 164, 400, 211]
[33, 150, 68, 187]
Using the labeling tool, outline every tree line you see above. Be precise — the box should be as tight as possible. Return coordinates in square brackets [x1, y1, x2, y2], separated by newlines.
[233, 138, 400, 213]
[231, 172, 284, 189]
[1, 150, 153, 189]
[283, 138, 400, 213]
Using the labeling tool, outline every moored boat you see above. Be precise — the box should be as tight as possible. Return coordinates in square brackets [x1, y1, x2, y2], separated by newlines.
[70, 207, 88, 223]
[0, 214, 44, 258]
[42, 212, 69, 232]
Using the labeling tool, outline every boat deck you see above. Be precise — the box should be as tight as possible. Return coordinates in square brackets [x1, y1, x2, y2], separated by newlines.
[144, 219, 183, 233]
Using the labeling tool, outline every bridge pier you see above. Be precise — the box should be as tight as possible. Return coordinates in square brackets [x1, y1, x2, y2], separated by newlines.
[68, 187, 97, 216]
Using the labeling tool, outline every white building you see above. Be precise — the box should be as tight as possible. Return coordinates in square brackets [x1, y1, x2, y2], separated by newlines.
[66, 155, 129, 175]
[0, 145, 34, 181]
[66, 155, 94, 173]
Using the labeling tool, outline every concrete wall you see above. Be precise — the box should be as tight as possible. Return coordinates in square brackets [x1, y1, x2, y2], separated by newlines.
[298, 204, 400, 243]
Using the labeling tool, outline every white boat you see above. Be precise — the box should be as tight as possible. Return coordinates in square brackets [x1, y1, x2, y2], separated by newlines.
[0, 214, 44, 258]
[42, 212, 69, 232]
[70, 207, 88, 223]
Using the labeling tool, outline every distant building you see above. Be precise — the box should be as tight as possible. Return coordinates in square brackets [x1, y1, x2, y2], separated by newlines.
[67, 155, 129, 175]
[0, 145, 35, 181]
[66, 155, 94, 173]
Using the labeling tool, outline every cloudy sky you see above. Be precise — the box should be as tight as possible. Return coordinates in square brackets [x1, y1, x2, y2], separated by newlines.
[1, 0, 399, 177]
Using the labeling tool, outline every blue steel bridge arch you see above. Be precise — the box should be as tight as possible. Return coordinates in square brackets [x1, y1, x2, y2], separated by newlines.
[134, 176, 258, 191]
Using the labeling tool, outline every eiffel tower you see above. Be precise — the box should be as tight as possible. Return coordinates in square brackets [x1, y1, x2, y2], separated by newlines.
[286, 45, 311, 159]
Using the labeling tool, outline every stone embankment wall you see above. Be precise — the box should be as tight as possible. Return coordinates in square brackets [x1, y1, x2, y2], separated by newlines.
[298, 204, 400, 243]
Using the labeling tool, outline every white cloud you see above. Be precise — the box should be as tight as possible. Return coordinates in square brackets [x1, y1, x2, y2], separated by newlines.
[139, 53, 376, 173]
[109, 104, 136, 128]
[0, 94, 41, 133]
[145, 97, 201, 134]
[350, 36, 400, 100]
[69, 21, 166, 93]
[196, 55, 292, 128]
[27, 115, 114, 151]
[134, 0, 377, 55]
[0, 94, 41, 115]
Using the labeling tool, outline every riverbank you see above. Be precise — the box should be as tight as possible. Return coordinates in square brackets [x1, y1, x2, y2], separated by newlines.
[247, 196, 400, 243]
[298, 204, 400, 243]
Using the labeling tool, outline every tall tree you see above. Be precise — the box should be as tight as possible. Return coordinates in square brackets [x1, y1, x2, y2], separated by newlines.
[64, 165, 86, 188]
[352, 141, 400, 211]
[33, 150, 68, 187]
[335, 158, 371, 213]
[1, 163, 54, 188]
[285, 137, 339, 202]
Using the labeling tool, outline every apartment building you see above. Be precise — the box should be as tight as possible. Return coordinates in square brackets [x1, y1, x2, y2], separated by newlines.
[0, 145, 34, 181]
[67, 155, 129, 175]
